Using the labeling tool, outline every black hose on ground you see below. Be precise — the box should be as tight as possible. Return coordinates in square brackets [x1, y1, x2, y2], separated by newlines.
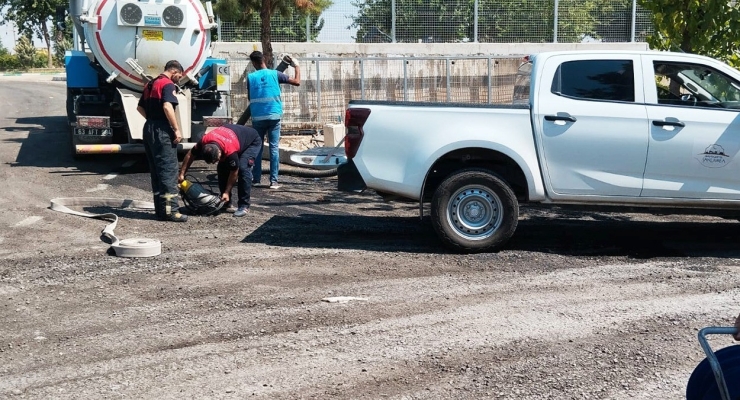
[261, 160, 338, 178]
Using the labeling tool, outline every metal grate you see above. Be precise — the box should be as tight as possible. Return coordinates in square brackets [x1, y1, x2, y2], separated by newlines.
[230, 56, 527, 129]
[218, 0, 653, 44]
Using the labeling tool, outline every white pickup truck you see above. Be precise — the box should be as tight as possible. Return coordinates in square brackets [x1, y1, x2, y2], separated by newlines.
[338, 50, 740, 253]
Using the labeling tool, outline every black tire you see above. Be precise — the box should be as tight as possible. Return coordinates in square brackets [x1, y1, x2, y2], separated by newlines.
[431, 169, 519, 253]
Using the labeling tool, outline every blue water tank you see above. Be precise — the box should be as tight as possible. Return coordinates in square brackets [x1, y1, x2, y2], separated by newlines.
[65, 50, 98, 88]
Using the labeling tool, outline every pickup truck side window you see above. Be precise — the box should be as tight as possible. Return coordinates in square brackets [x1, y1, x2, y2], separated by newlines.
[551, 60, 635, 102]
[653, 61, 740, 109]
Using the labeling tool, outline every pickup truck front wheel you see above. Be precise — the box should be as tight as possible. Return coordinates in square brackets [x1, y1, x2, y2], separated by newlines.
[431, 169, 518, 253]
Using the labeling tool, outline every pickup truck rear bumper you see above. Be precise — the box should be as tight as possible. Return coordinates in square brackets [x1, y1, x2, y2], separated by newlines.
[337, 160, 367, 192]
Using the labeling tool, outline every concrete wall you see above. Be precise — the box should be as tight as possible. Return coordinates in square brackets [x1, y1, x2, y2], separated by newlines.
[212, 42, 650, 58]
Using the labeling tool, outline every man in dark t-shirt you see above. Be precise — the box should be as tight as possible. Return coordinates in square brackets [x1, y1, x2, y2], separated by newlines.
[137, 60, 187, 222]
[178, 124, 262, 217]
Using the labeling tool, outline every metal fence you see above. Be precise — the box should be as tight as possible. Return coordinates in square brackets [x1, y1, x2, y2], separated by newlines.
[218, 0, 653, 44]
[231, 55, 525, 130]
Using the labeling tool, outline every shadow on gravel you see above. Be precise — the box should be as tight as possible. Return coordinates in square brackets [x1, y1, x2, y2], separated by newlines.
[5, 115, 149, 174]
[511, 214, 740, 259]
[242, 214, 445, 253]
[81, 206, 156, 221]
[243, 208, 740, 258]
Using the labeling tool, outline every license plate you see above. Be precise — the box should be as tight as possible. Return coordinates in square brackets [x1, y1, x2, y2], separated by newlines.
[74, 128, 110, 136]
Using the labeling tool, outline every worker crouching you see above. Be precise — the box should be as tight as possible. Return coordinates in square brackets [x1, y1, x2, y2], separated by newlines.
[179, 124, 262, 217]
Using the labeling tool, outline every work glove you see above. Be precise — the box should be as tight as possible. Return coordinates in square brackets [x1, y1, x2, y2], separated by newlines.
[282, 54, 297, 68]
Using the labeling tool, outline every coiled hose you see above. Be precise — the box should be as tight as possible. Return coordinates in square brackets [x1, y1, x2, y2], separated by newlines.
[263, 160, 338, 178]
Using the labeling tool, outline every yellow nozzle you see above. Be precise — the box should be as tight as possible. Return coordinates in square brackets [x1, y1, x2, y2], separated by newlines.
[179, 180, 191, 191]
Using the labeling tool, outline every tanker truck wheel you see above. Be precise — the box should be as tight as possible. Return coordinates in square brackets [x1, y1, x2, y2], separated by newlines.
[431, 169, 518, 253]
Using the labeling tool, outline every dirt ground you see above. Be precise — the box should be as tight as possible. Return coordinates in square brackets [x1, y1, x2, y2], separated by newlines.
[1, 75, 739, 399]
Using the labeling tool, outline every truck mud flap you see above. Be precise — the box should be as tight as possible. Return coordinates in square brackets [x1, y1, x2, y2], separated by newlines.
[337, 160, 366, 192]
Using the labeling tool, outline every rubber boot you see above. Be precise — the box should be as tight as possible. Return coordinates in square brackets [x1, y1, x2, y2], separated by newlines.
[161, 193, 188, 222]
[153, 194, 166, 220]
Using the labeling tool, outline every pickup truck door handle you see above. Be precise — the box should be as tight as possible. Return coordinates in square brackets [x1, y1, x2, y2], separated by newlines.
[544, 114, 577, 123]
[652, 120, 685, 128]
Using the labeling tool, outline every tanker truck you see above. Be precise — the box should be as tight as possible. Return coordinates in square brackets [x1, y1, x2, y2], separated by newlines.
[62, 0, 232, 157]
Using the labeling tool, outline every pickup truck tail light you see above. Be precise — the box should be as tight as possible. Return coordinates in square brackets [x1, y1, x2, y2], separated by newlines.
[344, 108, 371, 159]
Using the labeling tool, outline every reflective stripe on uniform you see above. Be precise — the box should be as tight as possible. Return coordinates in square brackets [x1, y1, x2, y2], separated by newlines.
[250, 96, 281, 103]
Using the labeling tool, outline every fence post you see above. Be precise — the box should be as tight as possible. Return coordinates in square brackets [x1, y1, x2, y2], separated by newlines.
[553, 0, 559, 43]
[316, 60, 322, 123]
[446, 58, 451, 102]
[630, 0, 637, 42]
[487, 57, 492, 104]
[360, 59, 365, 100]
[306, 15, 311, 43]
[391, 0, 397, 43]
[473, 0, 479, 43]
[403, 58, 408, 101]
[217, 16, 222, 42]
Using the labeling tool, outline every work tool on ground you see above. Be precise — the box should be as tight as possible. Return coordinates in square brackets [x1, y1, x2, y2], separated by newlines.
[179, 176, 224, 216]
[49, 197, 161, 257]
[686, 327, 740, 400]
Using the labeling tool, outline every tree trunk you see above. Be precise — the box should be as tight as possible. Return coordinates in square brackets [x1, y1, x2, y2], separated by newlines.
[41, 21, 52, 68]
[260, 0, 274, 68]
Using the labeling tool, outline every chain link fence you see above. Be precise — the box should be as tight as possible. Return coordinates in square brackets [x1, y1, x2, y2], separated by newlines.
[218, 0, 653, 44]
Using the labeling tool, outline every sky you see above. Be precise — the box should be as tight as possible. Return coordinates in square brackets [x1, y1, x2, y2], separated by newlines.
[1, 19, 19, 52]
[1, 5, 47, 53]
[316, 0, 358, 43]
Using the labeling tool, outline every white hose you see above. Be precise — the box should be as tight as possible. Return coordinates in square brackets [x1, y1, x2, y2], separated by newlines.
[49, 198, 162, 258]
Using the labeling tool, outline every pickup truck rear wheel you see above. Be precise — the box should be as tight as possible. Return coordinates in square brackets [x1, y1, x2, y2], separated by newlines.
[431, 169, 518, 253]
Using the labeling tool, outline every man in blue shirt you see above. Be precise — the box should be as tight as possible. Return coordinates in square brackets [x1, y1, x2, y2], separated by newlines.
[247, 51, 301, 189]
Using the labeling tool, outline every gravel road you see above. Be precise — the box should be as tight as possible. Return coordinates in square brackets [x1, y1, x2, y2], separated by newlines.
[0, 75, 739, 399]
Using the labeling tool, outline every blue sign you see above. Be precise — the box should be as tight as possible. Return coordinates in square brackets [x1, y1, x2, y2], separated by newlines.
[144, 16, 161, 26]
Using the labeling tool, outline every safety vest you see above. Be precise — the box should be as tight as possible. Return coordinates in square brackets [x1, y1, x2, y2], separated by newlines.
[247, 69, 282, 121]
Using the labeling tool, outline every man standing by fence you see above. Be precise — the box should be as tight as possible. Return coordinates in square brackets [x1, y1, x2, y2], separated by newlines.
[247, 51, 301, 189]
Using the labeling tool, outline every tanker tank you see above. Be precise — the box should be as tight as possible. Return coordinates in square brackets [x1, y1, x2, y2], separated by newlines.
[73, 0, 215, 92]
[63, 0, 232, 157]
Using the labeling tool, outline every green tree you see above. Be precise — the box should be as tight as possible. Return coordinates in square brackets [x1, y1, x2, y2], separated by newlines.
[216, 5, 326, 43]
[14, 35, 36, 69]
[350, 0, 632, 43]
[0, 0, 67, 68]
[215, 0, 332, 67]
[33, 48, 49, 68]
[0, 41, 19, 71]
[639, 0, 740, 67]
